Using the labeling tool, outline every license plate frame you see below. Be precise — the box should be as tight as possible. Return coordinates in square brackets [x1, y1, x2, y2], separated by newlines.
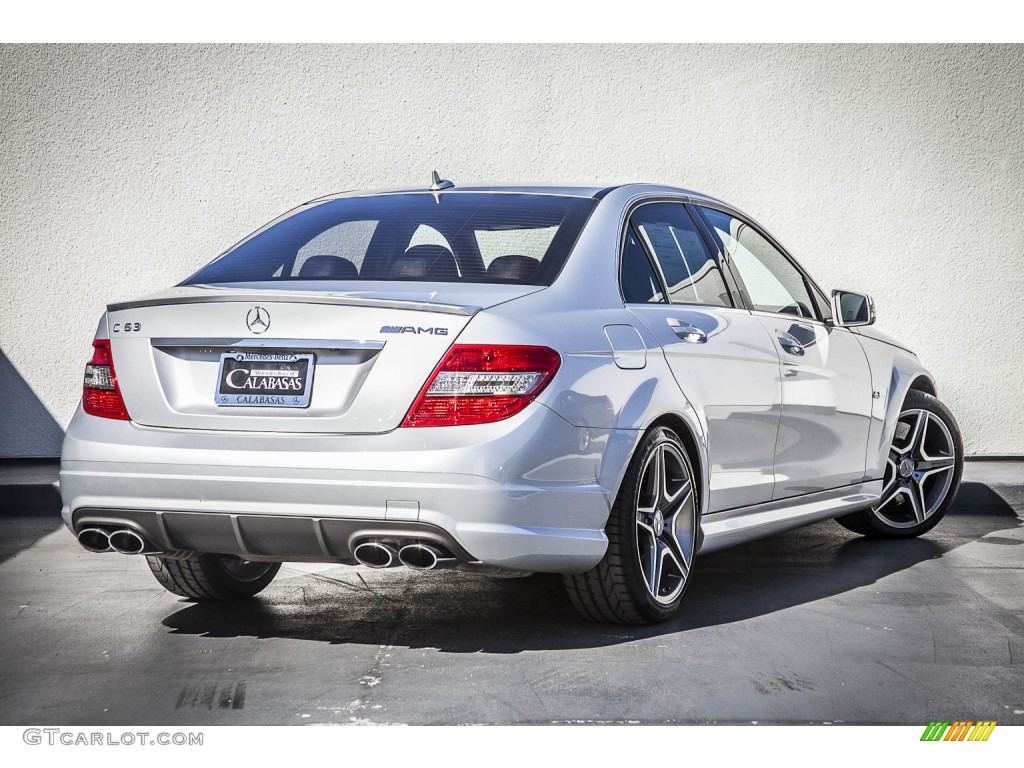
[215, 351, 315, 408]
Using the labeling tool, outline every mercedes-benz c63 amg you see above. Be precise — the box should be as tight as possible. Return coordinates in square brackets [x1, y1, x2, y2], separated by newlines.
[60, 177, 963, 624]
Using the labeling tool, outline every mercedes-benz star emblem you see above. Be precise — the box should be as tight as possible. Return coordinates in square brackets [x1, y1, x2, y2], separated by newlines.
[246, 305, 271, 334]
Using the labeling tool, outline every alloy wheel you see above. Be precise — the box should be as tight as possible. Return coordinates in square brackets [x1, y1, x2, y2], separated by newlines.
[873, 408, 957, 528]
[634, 441, 697, 604]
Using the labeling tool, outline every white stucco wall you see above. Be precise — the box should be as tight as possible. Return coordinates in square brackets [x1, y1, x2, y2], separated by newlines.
[1, 44, 1022, 457]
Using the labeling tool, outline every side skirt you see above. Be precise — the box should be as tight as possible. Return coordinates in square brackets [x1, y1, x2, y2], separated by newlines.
[699, 480, 883, 554]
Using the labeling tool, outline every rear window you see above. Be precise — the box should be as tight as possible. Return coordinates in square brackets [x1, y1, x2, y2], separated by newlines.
[182, 193, 597, 287]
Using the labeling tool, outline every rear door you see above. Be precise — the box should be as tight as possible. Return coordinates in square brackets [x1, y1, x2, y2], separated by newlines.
[621, 201, 783, 512]
[695, 205, 873, 498]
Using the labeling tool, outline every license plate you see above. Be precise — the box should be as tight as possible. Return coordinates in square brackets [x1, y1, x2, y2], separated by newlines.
[215, 352, 315, 408]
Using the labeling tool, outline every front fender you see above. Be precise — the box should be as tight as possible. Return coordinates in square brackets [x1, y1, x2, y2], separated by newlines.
[856, 335, 936, 478]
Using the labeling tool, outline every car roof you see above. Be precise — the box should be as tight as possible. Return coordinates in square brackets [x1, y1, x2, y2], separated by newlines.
[305, 183, 730, 206]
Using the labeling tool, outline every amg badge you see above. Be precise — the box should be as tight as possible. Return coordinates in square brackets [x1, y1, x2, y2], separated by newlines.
[380, 325, 449, 335]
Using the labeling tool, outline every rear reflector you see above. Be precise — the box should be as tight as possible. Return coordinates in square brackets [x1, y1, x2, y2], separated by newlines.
[82, 339, 130, 420]
[401, 345, 560, 427]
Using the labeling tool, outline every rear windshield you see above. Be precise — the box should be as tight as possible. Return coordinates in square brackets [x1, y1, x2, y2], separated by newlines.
[182, 193, 597, 287]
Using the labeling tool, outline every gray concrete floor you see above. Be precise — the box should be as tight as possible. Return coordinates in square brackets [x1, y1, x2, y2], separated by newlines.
[0, 463, 1021, 725]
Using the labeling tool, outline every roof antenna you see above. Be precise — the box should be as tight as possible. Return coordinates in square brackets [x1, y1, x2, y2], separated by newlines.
[428, 170, 454, 202]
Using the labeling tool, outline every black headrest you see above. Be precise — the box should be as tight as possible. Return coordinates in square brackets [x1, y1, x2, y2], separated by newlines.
[389, 245, 459, 280]
[298, 255, 359, 279]
[486, 254, 539, 282]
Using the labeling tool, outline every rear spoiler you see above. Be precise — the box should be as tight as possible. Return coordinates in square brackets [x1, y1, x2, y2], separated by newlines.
[108, 292, 478, 316]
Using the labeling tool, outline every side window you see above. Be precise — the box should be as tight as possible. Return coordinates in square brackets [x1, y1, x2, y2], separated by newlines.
[700, 208, 816, 319]
[812, 284, 833, 321]
[408, 224, 452, 252]
[620, 228, 665, 303]
[476, 226, 558, 268]
[630, 204, 731, 307]
[293, 220, 377, 276]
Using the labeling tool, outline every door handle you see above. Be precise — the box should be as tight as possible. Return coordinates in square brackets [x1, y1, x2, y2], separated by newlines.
[777, 334, 805, 357]
[667, 318, 707, 344]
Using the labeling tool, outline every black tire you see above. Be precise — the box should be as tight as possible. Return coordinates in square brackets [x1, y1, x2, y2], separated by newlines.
[836, 389, 963, 539]
[564, 426, 699, 624]
[146, 553, 281, 600]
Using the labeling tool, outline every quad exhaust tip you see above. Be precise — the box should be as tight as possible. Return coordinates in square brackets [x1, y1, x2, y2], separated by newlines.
[108, 529, 147, 555]
[352, 541, 400, 568]
[398, 543, 457, 571]
[352, 541, 458, 570]
[77, 527, 155, 555]
[77, 528, 112, 553]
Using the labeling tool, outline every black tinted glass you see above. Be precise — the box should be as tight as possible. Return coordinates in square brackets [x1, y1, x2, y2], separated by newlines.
[630, 204, 731, 307]
[182, 193, 597, 287]
[620, 228, 665, 303]
[699, 207, 816, 319]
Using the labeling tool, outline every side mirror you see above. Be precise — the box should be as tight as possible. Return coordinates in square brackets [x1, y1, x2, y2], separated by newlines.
[831, 289, 875, 327]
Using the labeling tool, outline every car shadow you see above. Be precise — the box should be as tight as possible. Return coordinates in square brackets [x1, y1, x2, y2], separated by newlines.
[161, 481, 1021, 653]
[0, 347, 65, 457]
[0, 514, 64, 567]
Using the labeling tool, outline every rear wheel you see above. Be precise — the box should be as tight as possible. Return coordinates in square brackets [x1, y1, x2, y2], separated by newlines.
[837, 390, 963, 538]
[146, 553, 281, 600]
[564, 426, 699, 624]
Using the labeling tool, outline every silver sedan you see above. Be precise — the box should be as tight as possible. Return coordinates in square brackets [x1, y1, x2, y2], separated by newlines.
[60, 178, 964, 624]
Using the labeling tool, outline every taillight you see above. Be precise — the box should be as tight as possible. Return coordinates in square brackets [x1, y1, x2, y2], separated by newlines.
[82, 339, 130, 420]
[401, 345, 561, 427]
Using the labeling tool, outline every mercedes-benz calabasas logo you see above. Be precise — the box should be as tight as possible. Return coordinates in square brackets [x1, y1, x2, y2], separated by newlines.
[246, 305, 271, 334]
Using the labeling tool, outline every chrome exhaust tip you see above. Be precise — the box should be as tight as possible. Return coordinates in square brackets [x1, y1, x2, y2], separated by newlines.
[108, 529, 147, 555]
[352, 541, 400, 568]
[398, 543, 457, 571]
[77, 528, 112, 553]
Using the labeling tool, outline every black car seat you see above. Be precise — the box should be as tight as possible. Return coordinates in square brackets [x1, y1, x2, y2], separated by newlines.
[389, 245, 460, 280]
[297, 255, 359, 279]
[486, 254, 539, 282]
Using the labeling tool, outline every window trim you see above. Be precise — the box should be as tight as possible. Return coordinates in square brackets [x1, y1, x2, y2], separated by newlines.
[683, 202, 748, 308]
[620, 221, 668, 304]
[692, 203, 830, 325]
[617, 198, 737, 309]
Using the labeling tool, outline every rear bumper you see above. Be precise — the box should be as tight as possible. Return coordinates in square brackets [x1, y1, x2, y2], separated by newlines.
[60, 403, 639, 573]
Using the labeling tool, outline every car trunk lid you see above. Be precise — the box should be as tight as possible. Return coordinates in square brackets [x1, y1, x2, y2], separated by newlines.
[107, 284, 541, 433]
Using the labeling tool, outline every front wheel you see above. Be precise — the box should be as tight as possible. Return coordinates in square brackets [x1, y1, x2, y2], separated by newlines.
[564, 426, 699, 624]
[837, 389, 963, 539]
[146, 553, 281, 600]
